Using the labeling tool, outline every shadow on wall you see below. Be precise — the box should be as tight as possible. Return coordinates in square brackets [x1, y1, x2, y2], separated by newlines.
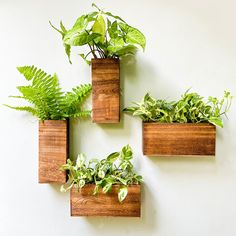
[147, 155, 216, 175]
[120, 54, 137, 122]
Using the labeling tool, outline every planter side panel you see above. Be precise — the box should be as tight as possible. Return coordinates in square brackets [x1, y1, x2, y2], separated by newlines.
[39, 120, 68, 183]
[92, 59, 120, 123]
[71, 184, 141, 217]
[143, 123, 216, 156]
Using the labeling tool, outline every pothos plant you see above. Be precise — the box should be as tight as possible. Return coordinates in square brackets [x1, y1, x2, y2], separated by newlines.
[4, 65, 92, 120]
[50, 3, 146, 64]
[60, 145, 143, 202]
[124, 90, 233, 128]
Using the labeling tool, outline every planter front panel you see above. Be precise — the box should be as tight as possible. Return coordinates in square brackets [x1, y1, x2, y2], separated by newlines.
[70, 184, 141, 217]
[143, 123, 216, 156]
[92, 58, 120, 123]
[39, 120, 68, 183]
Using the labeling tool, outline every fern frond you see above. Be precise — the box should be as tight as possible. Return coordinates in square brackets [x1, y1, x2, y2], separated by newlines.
[17, 65, 38, 81]
[3, 104, 38, 116]
[6, 66, 92, 120]
[9, 95, 25, 99]
[65, 84, 92, 105]
[62, 84, 92, 117]
[72, 110, 92, 118]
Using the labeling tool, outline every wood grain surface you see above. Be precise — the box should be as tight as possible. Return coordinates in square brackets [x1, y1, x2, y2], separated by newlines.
[39, 120, 68, 183]
[92, 58, 120, 123]
[143, 123, 216, 156]
[70, 184, 141, 217]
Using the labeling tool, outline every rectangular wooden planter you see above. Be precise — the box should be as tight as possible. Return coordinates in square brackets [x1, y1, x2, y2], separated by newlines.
[92, 58, 120, 123]
[143, 122, 216, 156]
[39, 120, 68, 183]
[70, 184, 141, 217]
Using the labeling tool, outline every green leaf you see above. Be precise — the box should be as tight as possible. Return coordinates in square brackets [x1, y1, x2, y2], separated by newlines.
[78, 179, 85, 188]
[107, 37, 124, 54]
[105, 11, 126, 23]
[103, 182, 112, 193]
[93, 185, 100, 195]
[56, 145, 143, 202]
[60, 177, 74, 192]
[72, 15, 89, 32]
[17, 65, 38, 81]
[92, 3, 101, 11]
[125, 26, 146, 50]
[3, 105, 38, 116]
[107, 152, 120, 163]
[60, 21, 67, 33]
[76, 153, 86, 168]
[114, 45, 138, 56]
[121, 145, 133, 160]
[124, 90, 232, 125]
[79, 53, 91, 65]
[135, 175, 143, 182]
[116, 177, 127, 185]
[118, 186, 128, 202]
[87, 11, 99, 21]
[64, 43, 72, 64]
[92, 15, 106, 44]
[209, 117, 223, 128]
[6, 65, 92, 120]
[98, 170, 105, 179]
[65, 31, 101, 46]
[49, 21, 64, 36]
[108, 20, 118, 38]
[133, 109, 145, 117]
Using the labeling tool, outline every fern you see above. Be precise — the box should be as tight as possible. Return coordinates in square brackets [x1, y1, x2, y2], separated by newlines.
[4, 105, 38, 116]
[4, 65, 92, 120]
[62, 84, 92, 118]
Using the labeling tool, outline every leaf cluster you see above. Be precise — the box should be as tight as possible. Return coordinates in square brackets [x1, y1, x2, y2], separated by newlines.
[50, 3, 146, 64]
[124, 90, 233, 128]
[4, 65, 92, 120]
[60, 145, 143, 202]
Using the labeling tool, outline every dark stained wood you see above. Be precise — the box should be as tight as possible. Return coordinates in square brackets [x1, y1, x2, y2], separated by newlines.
[70, 184, 141, 217]
[92, 58, 120, 123]
[39, 120, 68, 183]
[143, 123, 216, 156]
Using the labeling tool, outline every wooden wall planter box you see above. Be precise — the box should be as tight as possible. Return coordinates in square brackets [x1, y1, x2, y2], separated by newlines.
[70, 184, 141, 217]
[143, 123, 216, 156]
[39, 120, 68, 183]
[92, 58, 120, 123]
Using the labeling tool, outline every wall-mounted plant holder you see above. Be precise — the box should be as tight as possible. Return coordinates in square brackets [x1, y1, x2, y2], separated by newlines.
[70, 184, 141, 217]
[143, 122, 216, 156]
[92, 58, 120, 123]
[39, 120, 68, 183]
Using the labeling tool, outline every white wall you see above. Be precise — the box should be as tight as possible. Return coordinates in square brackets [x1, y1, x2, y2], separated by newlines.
[0, 0, 236, 235]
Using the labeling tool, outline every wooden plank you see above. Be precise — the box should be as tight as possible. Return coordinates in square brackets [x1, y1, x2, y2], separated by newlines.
[92, 58, 120, 123]
[70, 184, 141, 217]
[39, 120, 68, 183]
[143, 123, 216, 156]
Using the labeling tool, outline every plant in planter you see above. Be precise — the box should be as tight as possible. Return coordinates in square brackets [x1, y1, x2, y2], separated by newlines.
[4, 65, 92, 183]
[60, 144, 143, 217]
[50, 3, 146, 123]
[124, 90, 233, 156]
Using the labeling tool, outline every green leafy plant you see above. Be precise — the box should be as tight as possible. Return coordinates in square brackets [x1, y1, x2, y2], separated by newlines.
[4, 65, 92, 120]
[124, 90, 233, 128]
[50, 3, 146, 64]
[60, 145, 143, 202]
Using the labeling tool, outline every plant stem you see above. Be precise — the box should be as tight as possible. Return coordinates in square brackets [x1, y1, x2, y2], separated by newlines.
[88, 43, 97, 58]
